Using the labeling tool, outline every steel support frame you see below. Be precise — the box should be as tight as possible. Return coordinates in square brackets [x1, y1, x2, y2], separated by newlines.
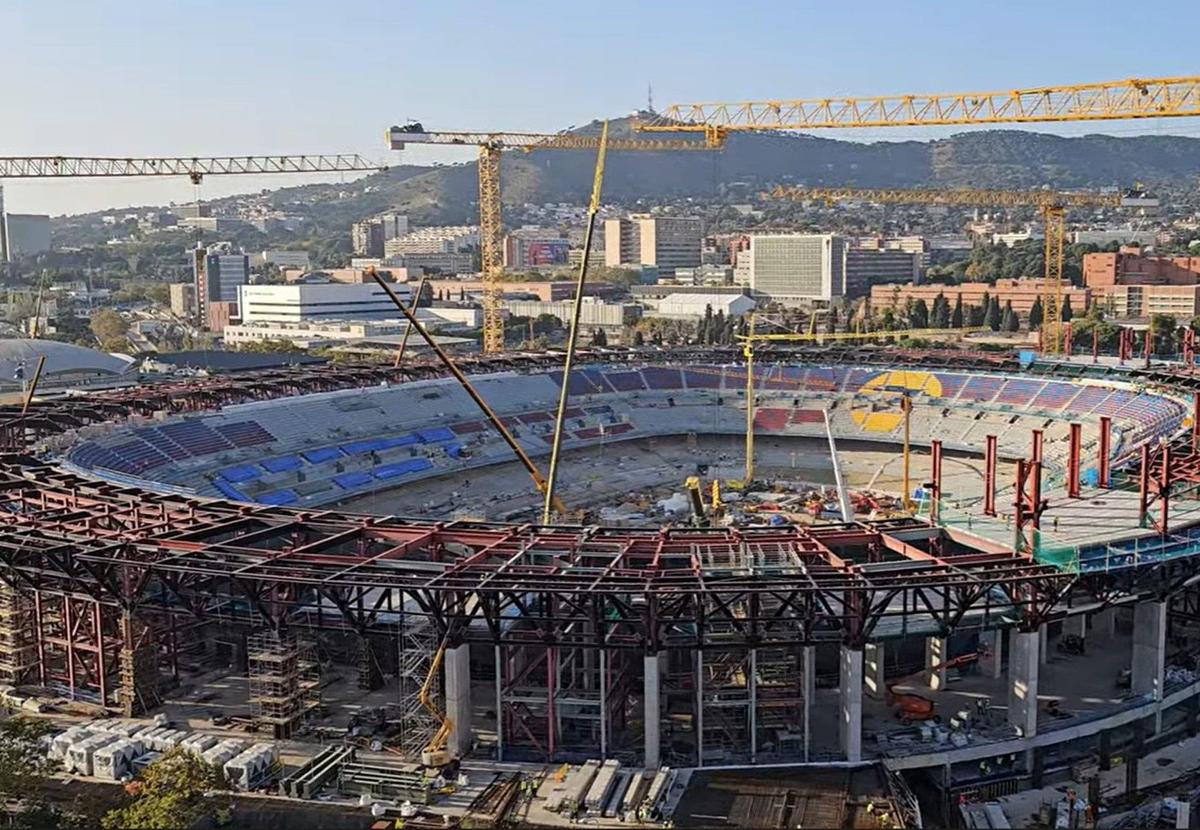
[984, 434, 998, 516]
[1067, 423, 1082, 499]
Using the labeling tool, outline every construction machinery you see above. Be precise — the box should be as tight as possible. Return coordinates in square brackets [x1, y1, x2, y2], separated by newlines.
[388, 124, 711, 353]
[0, 154, 383, 184]
[887, 650, 986, 722]
[768, 185, 1157, 353]
[419, 640, 453, 768]
[636, 75, 1200, 147]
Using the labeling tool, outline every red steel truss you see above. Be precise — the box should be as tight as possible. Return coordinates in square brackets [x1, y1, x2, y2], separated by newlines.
[0, 348, 1187, 710]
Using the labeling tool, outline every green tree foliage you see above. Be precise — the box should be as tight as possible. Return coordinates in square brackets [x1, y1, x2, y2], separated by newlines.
[881, 307, 897, 331]
[908, 299, 929, 329]
[931, 293, 950, 329]
[89, 308, 130, 351]
[1149, 313, 1179, 355]
[1028, 296, 1044, 330]
[236, 338, 300, 353]
[632, 330, 645, 347]
[1061, 295, 1074, 322]
[950, 295, 964, 328]
[592, 328, 608, 347]
[102, 748, 228, 830]
[1001, 300, 1019, 333]
[984, 295, 1001, 331]
[0, 718, 55, 799]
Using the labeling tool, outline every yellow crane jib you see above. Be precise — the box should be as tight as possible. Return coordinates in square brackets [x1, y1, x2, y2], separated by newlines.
[634, 76, 1200, 146]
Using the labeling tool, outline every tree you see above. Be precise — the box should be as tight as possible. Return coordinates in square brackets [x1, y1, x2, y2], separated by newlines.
[0, 718, 55, 800]
[881, 307, 896, 331]
[236, 338, 299, 353]
[1061, 294, 1074, 322]
[1029, 296, 1044, 330]
[1001, 300, 1019, 333]
[931, 293, 950, 329]
[592, 328, 608, 347]
[984, 295, 1001, 332]
[825, 306, 838, 335]
[102, 748, 228, 830]
[89, 308, 129, 351]
[1149, 313, 1178, 355]
[950, 295, 964, 328]
[909, 299, 929, 329]
[632, 329, 645, 347]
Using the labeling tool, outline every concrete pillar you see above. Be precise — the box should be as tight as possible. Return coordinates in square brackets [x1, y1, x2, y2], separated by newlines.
[1038, 623, 1050, 666]
[839, 646, 863, 762]
[926, 636, 948, 691]
[444, 644, 472, 757]
[1062, 614, 1087, 641]
[1008, 630, 1040, 738]
[801, 645, 815, 763]
[987, 629, 1005, 680]
[1094, 607, 1118, 640]
[643, 654, 661, 769]
[1132, 601, 1167, 731]
[864, 642, 886, 699]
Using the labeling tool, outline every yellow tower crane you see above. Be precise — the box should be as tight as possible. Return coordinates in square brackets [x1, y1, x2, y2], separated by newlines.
[388, 126, 712, 353]
[636, 76, 1200, 147]
[0, 154, 383, 182]
[767, 185, 1155, 353]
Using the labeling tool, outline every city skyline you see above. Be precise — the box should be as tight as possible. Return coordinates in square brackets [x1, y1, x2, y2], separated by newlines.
[3, 0, 1200, 215]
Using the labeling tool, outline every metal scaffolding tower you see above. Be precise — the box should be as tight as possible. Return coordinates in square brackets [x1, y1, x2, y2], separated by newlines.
[396, 614, 441, 758]
[248, 630, 320, 739]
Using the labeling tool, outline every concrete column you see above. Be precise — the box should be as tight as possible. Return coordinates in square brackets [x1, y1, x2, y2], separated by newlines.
[1008, 630, 1040, 738]
[1062, 614, 1087, 641]
[1038, 623, 1050, 666]
[444, 644, 472, 757]
[864, 642, 886, 699]
[1094, 607, 1118, 640]
[839, 646, 863, 762]
[987, 629, 1005, 680]
[643, 654, 661, 769]
[801, 645, 815, 763]
[926, 636, 948, 691]
[1132, 601, 1167, 729]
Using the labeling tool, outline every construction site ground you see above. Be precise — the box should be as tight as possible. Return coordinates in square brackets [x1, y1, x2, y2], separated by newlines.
[831, 627, 1137, 759]
[336, 433, 987, 523]
[335, 431, 1172, 549]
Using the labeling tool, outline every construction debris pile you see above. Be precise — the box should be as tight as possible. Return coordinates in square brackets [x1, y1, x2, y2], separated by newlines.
[600, 475, 906, 529]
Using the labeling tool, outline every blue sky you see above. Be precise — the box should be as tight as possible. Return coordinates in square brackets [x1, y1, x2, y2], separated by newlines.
[2, 0, 1199, 215]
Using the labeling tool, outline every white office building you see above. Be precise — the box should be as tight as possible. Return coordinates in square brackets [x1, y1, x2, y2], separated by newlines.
[748, 234, 845, 304]
[604, 214, 702, 274]
[238, 280, 410, 325]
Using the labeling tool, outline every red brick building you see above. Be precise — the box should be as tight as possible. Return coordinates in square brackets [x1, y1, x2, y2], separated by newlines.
[1083, 246, 1200, 288]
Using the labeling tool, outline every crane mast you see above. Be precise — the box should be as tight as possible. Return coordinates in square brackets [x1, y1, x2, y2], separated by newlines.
[388, 126, 712, 353]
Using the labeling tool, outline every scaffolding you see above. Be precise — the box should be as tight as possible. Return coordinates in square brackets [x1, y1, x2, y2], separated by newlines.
[248, 630, 320, 738]
[686, 542, 808, 767]
[118, 611, 161, 716]
[496, 613, 630, 761]
[396, 613, 440, 757]
[0, 584, 37, 685]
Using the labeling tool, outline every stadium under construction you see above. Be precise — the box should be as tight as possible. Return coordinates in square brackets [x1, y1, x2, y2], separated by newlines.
[0, 345, 1198, 815]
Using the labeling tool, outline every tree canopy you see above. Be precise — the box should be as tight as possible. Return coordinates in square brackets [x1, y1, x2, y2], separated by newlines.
[102, 748, 228, 830]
